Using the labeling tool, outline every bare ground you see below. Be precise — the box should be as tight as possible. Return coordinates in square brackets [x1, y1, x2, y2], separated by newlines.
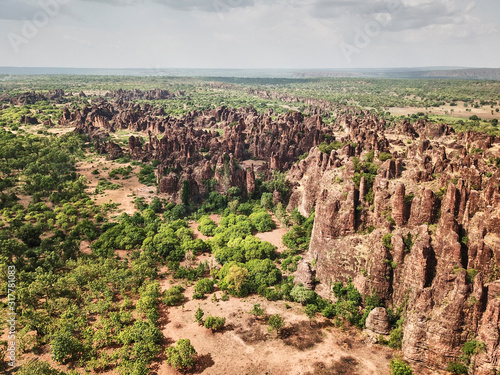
[156, 286, 394, 375]
[389, 103, 500, 120]
[76, 155, 161, 215]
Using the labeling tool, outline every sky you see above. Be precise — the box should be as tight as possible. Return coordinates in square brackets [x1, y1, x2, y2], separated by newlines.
[0, 0, 498, 69]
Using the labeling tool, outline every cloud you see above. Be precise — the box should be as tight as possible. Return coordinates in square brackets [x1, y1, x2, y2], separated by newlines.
[306, 0, 496, 42]
[78, 0, 255, 12]
[0, 0, 40, 20]
[155, 0, 254, 12]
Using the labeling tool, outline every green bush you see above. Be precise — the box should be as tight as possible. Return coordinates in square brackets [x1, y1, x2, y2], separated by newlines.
[318, 141, 346, 154]
[290, 283, 316, 305]
[249, 211, 276, 232]
[446, 362, 468, 375]
[462, 339, 485, 356]
[195, 307, 204, 324]
[250, 303, 266, 318]
[388, 326, 403, 349]
[162, 285, 184, 306]
[382, 233, 393, 250]
[194, 278, 215, 295]
[204, 316, 226, 332]
[268, 314, 285, 335]
[50, 328, 83, 364]
[261, 192, 274, 210]
[165, 339, 197, 370]
[389, 358, 413, 375]
[378, 152, 393, 162]
[17, 361, 68, 375]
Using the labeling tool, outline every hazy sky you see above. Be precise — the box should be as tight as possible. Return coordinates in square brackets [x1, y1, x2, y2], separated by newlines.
[0, 0, 498, 69]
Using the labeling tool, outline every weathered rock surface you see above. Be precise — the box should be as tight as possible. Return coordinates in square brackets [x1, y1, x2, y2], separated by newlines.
[287, 112, 500, 374]
[366, 307, 391, 335]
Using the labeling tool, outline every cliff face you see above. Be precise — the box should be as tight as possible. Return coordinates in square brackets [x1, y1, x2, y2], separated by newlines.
[288, 115, 500, 374]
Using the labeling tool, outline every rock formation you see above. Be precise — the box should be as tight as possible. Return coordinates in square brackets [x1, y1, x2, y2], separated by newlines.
[287, 112, 500, 374]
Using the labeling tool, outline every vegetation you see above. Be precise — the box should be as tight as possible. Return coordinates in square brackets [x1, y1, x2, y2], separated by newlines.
[2, 73, 498, 375]
[389, 357, 413, 375]
[203, 316, 226, 332]
[250, 303, 266, 319]
[162, 285, 184, 306]
[165, 339, 197, 370]
[268, 314, 286, 335]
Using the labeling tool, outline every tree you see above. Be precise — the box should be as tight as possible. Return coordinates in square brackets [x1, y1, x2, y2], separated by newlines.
[181, 180, 192, 206]
[195, 307, 204, 325]
[224, 264, 249, 293]
[268, 314, 285, 336]
[194, 278, 215, 295]
[304, 304, 318, 327]
[389, 357, 413, 375]
[17, 223, 42, 247]
[446, 362, 468, 375]
[249, 211, 276, 232]
[162, 285, 184, 306]
[50, 327, 83, 364]
[260, 192, 274, 210]
[290, 284, 316, 305]
[165, 339, 197, 371]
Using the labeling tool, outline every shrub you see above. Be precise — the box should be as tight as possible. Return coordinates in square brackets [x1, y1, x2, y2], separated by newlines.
[261, 192, 274, 210]
[194, 278, 215, 295]
[249, 211, 276, 232]
[318, 141, 345, 154]
[389, 358, 413, 375]
[195, 307, 204, 324]
[462, 339, 485, 356]
[378, 152, 393, 162]
[382, 233, 393, 250]
[446, 362, 468, 375]
[268, 314, 285, 335]
[197, 216, 217, 237]
[322, 303, 336, 319]
[304, 304, 318, 326]
[290, 283, 316, 305]
[388, 327, 403, 349]
[204, 316, 226, 332]
[222, 264, 249, 294]
[250, 303, 266, 318]
[162, 285, 184, 306]
[17, 360, 68, 375]
[165, 339, 197, 370]
[50, 328, 83, 364]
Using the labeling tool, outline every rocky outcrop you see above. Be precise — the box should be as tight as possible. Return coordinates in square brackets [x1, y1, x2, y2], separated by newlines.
[69, 102, 336, 203]
[366, 307, 391, 335]
[288, 114, 500, 374]
[294, 261, 314, 290]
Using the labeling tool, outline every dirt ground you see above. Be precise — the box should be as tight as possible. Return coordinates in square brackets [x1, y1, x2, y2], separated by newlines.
[155, 285, 394, 375]
[76, 155, 160, 215]
[255, 218, 287, 253]
[389, 103, 500, 120]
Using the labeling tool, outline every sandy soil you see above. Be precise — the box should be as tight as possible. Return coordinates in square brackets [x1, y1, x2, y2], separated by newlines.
[389, 103, 500, 120]
[156, 286, 394, 375]
[76, 155, 160, 215]
[255, 216, 287, 253]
